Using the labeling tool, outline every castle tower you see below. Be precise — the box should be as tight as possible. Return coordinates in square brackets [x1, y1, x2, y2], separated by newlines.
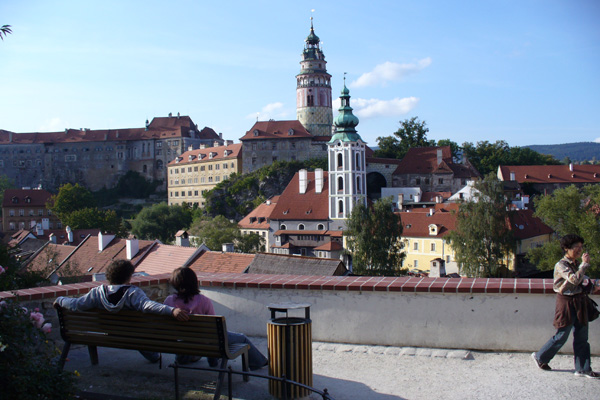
[296, 18, 333, 137]
[328, 80, 367, 221]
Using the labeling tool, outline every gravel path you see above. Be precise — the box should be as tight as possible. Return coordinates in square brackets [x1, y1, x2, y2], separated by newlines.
[66, 337, 600, 400]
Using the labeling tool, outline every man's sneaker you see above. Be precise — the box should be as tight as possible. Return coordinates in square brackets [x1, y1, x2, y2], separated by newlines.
[531, 352, 551, 371]
[574, 370, 600, 379]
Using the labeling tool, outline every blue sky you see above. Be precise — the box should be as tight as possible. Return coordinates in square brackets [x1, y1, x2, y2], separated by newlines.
[1, 0, 599, 147]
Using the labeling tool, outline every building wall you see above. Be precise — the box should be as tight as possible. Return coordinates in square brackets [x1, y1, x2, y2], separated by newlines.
[241, 137, 314, 174]
[402, 236, 459, 274]
[2, 205, 60, 232]
[167, 153, 242, 207]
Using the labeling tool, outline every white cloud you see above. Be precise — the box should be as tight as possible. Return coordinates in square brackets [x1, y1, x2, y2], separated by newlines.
[349, 97, 420, 118]
[39, 117, 66, 132]
[246, 102, 289, 121]
[350, 58, 432, 88]
[594, 137, 600, 143]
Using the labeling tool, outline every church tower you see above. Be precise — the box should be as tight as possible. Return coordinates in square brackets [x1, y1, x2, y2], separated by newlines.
[328, 80, 367, 221]
[296, 19, 333, 137]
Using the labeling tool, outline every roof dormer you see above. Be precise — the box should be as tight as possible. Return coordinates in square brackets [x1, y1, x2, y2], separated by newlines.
[288, 129, 294, 136]
[428, 224, 439, 236]
[253, 129, 259, 136]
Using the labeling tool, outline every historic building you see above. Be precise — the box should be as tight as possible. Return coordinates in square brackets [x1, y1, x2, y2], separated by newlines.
[167, 142, 242, 207]
[391, 146, 480, 193]
[2, 188, 60, 232]
[497, 164, 600, 196]
[296, 19, 333, 137]
[0, 114, 223, 192]
[240, 21, 335, 174]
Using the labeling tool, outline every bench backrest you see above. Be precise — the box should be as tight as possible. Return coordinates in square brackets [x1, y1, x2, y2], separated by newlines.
[55, 307, 232, 359]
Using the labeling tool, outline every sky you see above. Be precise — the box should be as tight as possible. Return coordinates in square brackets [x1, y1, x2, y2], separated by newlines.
[1, 0, 599, 147]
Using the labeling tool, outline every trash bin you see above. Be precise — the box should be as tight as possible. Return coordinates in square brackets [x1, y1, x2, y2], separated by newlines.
[267, 303, 312, 399]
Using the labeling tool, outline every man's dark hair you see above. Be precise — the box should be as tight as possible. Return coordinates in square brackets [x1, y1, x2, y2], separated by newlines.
[170, 267, 200, 304]
[105, 260, 135, 285]
[560, 234, 584, 252]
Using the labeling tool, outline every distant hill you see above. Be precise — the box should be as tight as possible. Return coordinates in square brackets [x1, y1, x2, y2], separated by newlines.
[524, 142, 600, 163]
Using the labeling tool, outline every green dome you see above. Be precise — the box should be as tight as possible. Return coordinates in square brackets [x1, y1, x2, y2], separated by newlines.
[329, 84, 364, 144]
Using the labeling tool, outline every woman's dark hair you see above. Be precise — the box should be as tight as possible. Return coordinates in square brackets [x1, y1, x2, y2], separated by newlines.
[170, 267, 200, 304]
[560, 234, 584, 252]
[105, 260, 136, 285]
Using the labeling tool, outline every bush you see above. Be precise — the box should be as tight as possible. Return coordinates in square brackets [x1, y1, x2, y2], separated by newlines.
[0, 300, 76, 399]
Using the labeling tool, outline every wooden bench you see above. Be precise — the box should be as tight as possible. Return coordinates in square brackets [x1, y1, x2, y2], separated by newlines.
[54, 304, 250, 400]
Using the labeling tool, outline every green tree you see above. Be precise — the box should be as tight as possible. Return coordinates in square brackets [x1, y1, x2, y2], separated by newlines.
[0, 174, 14, 216]
[0, 25, 11, 41]
[462, 140, 560, 176]
[374, 117, 434, 159]
[63, 208, 127, 237]
[527, 185, 600, 276]
[447, 174, 515, 277]
[236, 232, 265, 253]
[115, 170, 161, 198]
[47, 183, 96, 220]
[130, 202, 192, 243]
[436, 139, 461, 159]
[345, 197, 405, 276]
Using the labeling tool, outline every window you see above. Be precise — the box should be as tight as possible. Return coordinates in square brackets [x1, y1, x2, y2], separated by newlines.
[280, 224, 287, 230]
[414, 260, 418, 268]
[338, 177, 344, 192]
[272, 142, 277, 150]
[29, 209, 34, 216]
[201, 166, 205, 171]
[194, 166, 198, 171]
[413, 242, 418, 251]
[337, 153, 343, 168]
[208, 165, 213, 171]
[223, 163, 228, 169]
[215, 164, 220, 170]
[19, 209, 24, 216]
[298, 224, 305, 230]
[317, 224, 324, 230]
[9, 209, 15, 217]
[9, 222, 15, 231]
[188, 167, 192, 172]
[431, 243, 436, 252]
[194, 191, 199, 196]
[215, 176, 220, 182]
[38, 209, 43, 216]
[446, 255, 451, 263]
[416, 178, 421, 185]
[439, 178, 443, 184]
[338, 200, 344, 215]
[181, 191, 185, 196]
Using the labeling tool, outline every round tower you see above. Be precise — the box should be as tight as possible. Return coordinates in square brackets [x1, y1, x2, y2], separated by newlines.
[296, 19, 333, 137]
[328, 80, 367, 221]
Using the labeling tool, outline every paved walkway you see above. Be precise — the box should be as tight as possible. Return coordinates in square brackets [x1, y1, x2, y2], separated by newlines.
[65, 337, 600, 400]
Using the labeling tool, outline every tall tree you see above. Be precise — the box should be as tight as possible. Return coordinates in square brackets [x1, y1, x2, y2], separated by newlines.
[446, 174, 515, 277]
[0, 25, 11, 41]
[462, 140, 560, 176]
[47, 183, 96, 221]
[130, 202, 192, 243]
[374, 117, 434, 159]
[527, 185, 600, 276]
[345, 197, 405, 276]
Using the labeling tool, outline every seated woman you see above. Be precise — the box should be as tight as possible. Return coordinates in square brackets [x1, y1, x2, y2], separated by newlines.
[142, 267, 268, 370]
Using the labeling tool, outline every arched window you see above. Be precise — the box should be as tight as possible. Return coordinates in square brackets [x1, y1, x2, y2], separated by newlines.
[317, 224, 324, 230]
[280, 224, 287, 230]
[298, 224, 305, 230]
[143, 164, 147, 173]
[355, 153, 361, 170]
[337, 153, 343, 168]
[338, 200, 344, 215]
[356, 176, 361, 192]
[156, 159, 164, 170]
[338, 176, 344, 192]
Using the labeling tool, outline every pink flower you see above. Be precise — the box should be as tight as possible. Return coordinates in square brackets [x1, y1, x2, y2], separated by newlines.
[0, 265, 5, 275]
[42, 323, 52, 334]
[30, 311, 45, 329]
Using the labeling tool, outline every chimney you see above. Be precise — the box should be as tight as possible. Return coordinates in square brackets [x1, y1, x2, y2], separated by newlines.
[299, 169, 308, 194]
[66, 226, 73, 243]
[200, 144, 206, 149]
[9, 132, 13, 142]
[36, 223, 44, 236]
[188, 145, 194, 151]
[126, 236, 139, 260]
[49, 233, 57, 244]
[437, 148, 443, 165]
[398, 193, 404, 210]
[226, 140, 233, 146]
[214, 140, 220, 147]
[222, 243, 234, 253]
[98, 231, 116, 252]
[436, 195, 443, 203]
[315, 168, 324, 193]
[510, 171, 515, 181]
[429, 208, 434, 216]
[569, 163, 574, 172]
[175, 231, 190, 247]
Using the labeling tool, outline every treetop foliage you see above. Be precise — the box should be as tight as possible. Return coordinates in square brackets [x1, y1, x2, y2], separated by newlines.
[130, 202, 192, 243]
[345, 197, 405, 276]
[446, 173, 515, 277]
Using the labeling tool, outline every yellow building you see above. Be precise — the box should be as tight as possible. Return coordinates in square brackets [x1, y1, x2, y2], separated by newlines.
[400, 206, 459, 275]
[167, 143, 242, 207]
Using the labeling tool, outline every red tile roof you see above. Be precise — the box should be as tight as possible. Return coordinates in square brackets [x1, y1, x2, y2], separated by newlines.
[0, 115, 201, 144]
[238, 196, 279, 229]
[508, 209, 554, 240]
[270, 171, 329, 220]
[135, 244, 199, 276]
[421, 192, 452, 202]
[393, 146, 479, 179]
[498, 165, 600, 184]
[239, 120, 312, 141]
[187, 250, 255, 274]
[313, 241, 343, 251]
[168, 143, 241, 166]
[399, 209, 457, 238]
[2, 189, 52, 208]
